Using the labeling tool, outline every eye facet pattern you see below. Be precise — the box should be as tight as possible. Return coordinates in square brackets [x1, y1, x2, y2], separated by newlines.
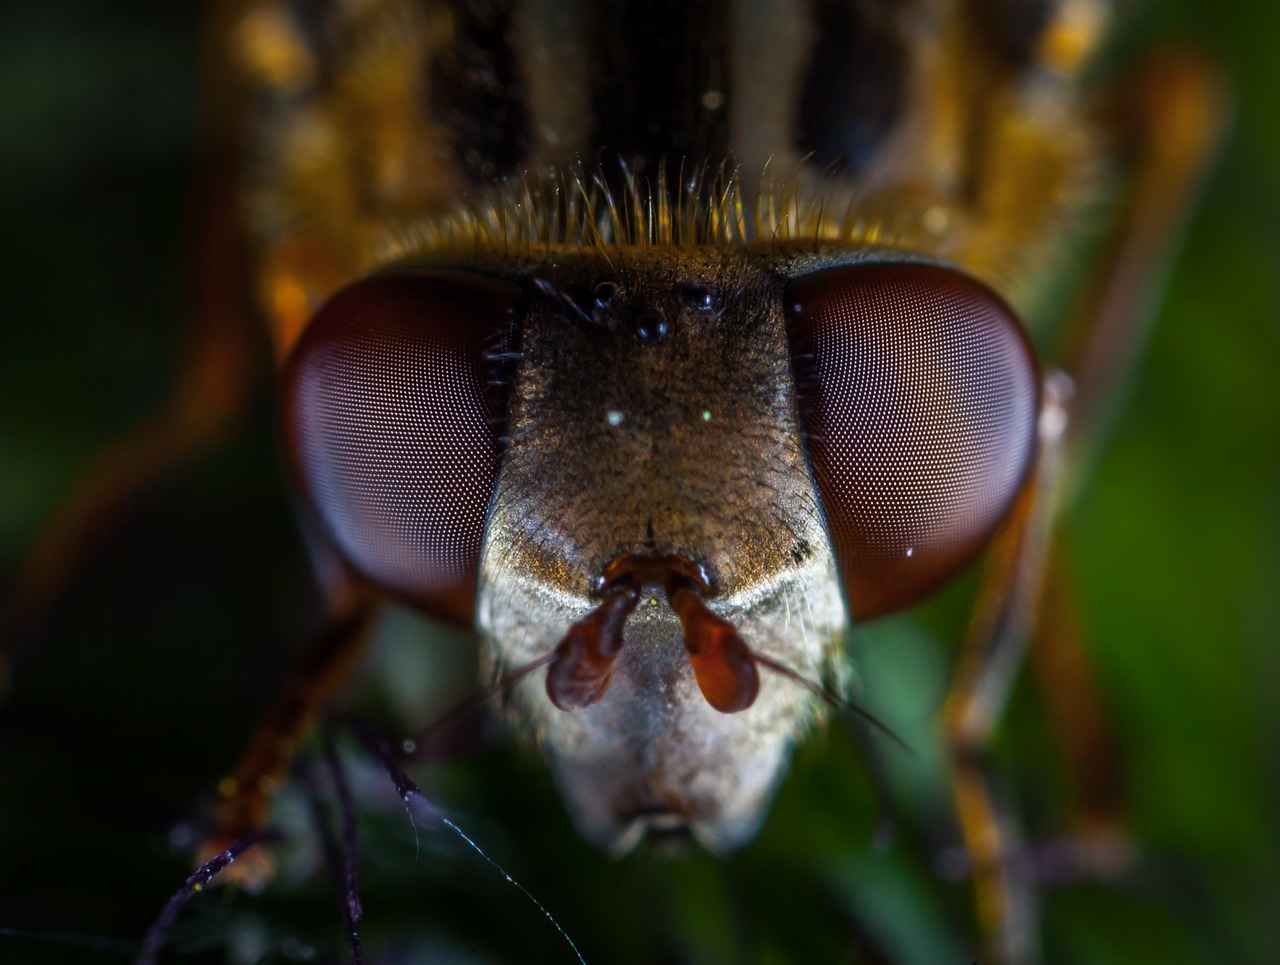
[786, 263, 1040, 619]
[284, 270, 520, 623]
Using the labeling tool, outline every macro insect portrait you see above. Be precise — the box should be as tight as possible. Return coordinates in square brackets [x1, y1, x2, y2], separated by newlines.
[2, 1, 1278, 964]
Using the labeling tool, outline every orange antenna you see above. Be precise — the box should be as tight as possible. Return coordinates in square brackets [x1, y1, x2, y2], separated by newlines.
[545, 584, 641, 710]
[666, 577, 760, 714]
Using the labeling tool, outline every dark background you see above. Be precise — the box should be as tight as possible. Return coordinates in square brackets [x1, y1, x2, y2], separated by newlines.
[1, 1, 1278, 962]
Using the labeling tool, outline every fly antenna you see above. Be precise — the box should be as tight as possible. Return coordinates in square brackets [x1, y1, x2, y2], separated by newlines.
[303, 724, 364, 964]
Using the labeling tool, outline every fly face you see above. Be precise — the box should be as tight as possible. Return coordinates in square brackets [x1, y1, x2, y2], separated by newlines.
[285, 232, 1041, 853]
[476, 253, 847, 851]
[282, 247, 852, 851]
[474, 246, 1040, 850]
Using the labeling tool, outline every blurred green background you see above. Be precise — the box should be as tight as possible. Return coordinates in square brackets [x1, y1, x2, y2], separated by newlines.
[1, 1, 1277, 963]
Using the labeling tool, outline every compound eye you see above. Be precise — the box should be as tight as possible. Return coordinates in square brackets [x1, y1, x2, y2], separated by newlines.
[284, 269, 521, 623]
[785, 263, 1040, 619]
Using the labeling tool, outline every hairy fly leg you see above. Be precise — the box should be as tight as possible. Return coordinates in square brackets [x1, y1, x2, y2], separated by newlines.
[939, 48, 1228, 965]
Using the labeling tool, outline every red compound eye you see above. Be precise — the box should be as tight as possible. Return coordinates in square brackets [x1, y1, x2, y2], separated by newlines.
[785, 263, 1040, 620]
[283, 269, 521, 623]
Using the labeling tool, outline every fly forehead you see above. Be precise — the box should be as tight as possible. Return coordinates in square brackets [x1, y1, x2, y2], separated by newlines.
[516, 257, 783, 424]
[485, 252, 823, 598]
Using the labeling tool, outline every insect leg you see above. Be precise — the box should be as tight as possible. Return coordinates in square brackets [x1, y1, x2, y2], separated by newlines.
[1018, 41, 1230, 901]
[201, 584, 379, 885]
[1037, 42, 1228, 857]
[941, 49, 1228, 964]
[1026, 549, 1128, 859]
[1061, 48, 1230, 463]
[941, 373, 1070, 965]
[304, 725, 364, 964]
[136, 829, 279, 965]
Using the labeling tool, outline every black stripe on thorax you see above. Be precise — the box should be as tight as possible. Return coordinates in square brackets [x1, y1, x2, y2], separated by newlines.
[428, 0, 532, 182]
[793, 0, 907, 177]
[585, 0, 734, 182]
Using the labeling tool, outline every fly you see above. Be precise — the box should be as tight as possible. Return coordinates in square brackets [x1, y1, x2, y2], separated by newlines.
[1, 0, 1226, 962]
[234, 0, 1055, 851]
